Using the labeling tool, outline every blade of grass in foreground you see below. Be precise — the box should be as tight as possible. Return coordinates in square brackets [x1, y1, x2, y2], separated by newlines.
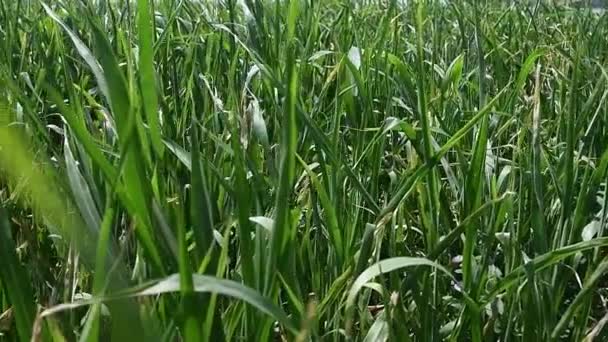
[34, 274, 299, 335]
[137, 0, 164, 157]
[0, 208, 37, 342]
[90, 17, 167, 274]
[44, 2, 166, 273]
[263, 28, 299, 296]
[80, 198, 116, 342]
[461, 3, 489, 340]
[228, 118, 255, 287]
[178, 185, 200, 342]
[142, 275, 298, 334]
[0, 106, 146, 341]
[190, 118, 224, 341]
[345, 257, 453, 337]
[190, 118, 216, 266]
[414, 4, 442, 338]
[414, 0, 440, 250]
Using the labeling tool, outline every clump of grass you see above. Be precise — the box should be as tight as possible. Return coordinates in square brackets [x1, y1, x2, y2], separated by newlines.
[1, 0, 608, 341]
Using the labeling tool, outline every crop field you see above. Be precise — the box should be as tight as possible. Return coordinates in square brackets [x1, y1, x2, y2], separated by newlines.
[1, 0, 608, 341]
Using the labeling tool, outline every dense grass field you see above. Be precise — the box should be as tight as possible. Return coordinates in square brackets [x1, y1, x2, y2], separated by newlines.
[1, 0, 608, 341]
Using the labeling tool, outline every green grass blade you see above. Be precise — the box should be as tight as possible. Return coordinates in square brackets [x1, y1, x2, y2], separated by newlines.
[189, 120, 216, 264]
[552, 255, 608, 339]
[345, 257, 453, 336]
[140, 274, 298, 334]
[44, 86, 118, 181]
[40, 2, 113, 125]
[137, 0, 164, 157]
[64, 134, 102, 232]
[264, 38, 299, 294]
[414, 0, 440, 249]
[487, 237, 608, 303]
[297, 154, 344, 266]
[89, 17, 165, 273]
[0, 208, 37, 342]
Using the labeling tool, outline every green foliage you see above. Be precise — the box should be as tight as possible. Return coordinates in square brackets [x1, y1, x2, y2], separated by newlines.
[1, 0, 608, 341]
